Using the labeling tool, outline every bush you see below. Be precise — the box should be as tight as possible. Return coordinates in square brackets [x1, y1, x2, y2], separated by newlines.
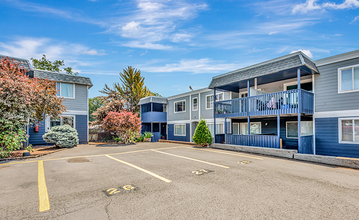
[102, 111, 141, 144]
[0, 129, 30, 158]
[43, 125, 79, 148]
[144, 132, 153, 139]
[136, 134, 145, 142]
[193, 119, 213, 147]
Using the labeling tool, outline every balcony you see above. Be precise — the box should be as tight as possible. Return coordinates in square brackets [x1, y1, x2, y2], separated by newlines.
[215, 89, 314, 118]
[141, 111, 167, 123]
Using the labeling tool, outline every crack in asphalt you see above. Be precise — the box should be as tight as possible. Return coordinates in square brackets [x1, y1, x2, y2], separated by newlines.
[105, 198, 113, 220]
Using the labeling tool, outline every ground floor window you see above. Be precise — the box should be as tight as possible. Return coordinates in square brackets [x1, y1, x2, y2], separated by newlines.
[51, 116, 75, 129]
[239, 122, 261, 135]
[286, 121, 313, 139]
[207, 123, 224, 136]
[339, 118, 359, 143]
[233, 123, 239, 135]
[174, 124, 186, 136]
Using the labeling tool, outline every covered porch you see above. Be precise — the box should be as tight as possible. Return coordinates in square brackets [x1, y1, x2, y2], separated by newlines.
[209, 51, 318, 154]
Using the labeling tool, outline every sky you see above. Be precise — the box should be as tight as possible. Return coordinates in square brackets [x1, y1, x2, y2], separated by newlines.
[1, 0, 359, 98]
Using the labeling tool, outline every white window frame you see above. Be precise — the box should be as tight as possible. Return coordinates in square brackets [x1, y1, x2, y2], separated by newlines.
[57, 82, 75, 99]
[206, 93, 224, 110]
[192, 97, 198, 111]
[174, 124, 186, 136]
[338, 117, 359, 144]
[232, 123, 240, 135]
[286, 121, 313, 139]
[207, 123, 224, 136]
[338, 64, 359, 94]
[45, 115, 76, 132]
[239, 122, 261, 135]
[174, 100, 186, 113]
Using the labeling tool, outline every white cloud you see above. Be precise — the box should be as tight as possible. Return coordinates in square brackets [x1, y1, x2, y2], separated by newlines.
[121, 41, 173, 50]
[107, 0, 207, 49]
[350, 16, 359, 24]
[292, 0, 359, 14]
[290, 49, 313, 58]
[81, 49, 106, 55]
[141, 58, 241, 74]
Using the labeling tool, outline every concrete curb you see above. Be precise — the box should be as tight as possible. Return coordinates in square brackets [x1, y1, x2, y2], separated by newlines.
[0, 148, 65, 162]
[211, 143, 297, 159]
[294, 154, 359, 169]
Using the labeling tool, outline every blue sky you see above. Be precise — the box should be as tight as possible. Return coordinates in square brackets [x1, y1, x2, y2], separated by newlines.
[1, 0, 359, 98]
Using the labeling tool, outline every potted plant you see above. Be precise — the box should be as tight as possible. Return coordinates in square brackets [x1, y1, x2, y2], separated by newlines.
[144, 132, 153, 142]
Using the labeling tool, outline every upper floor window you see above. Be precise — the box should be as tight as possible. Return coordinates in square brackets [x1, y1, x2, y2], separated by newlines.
[339, 65, 359, 93]
[339, 118, 359, 144]
[192, 98, 198, 111]
[174, 100, 186, 113]
[206, 93, 224, 109]
[57, 82, 75, 98]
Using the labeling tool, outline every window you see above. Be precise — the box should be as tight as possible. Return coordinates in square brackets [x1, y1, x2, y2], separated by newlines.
[174, 100, 186, 113]
[240, 122, 261, 135]
[339, 118, 359, 143]
[56, 82, 75, 98]
[192, 98, 198, 111]
[207, 123, 224, 136]
[174, 124, 186, 136]
[50, 116, 75, 129]
[339, 66, 359, 93]
[206, 93, 224, 109]
[233, 123, 239, 135]
[286, 121, 313, 139]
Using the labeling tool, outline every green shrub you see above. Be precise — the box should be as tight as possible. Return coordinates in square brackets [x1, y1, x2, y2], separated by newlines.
[193, 119, 213, 147]
[135, 134, 145, 142]
[144, 132, 153, 138]
[0, 129, 30, 158]
[43, 125, 79, 148]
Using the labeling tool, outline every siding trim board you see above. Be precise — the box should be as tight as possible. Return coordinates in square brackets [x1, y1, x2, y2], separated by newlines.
[315, 110, 359, 118]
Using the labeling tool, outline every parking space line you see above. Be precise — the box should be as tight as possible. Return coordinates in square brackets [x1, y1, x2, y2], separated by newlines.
[152, 150, 230, 169]
[38, 161, 50, 212]
[186, 147, 264, 160]
[105, 155, 172, 183]
[0, 146, 186, 167]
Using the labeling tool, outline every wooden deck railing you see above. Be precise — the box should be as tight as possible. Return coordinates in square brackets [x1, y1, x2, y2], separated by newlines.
[215, 89, 314, 117]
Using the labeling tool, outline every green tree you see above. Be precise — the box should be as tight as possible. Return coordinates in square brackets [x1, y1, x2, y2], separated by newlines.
[193, 119, 213, 147]
[100, 66, 157, 114]
[31, 54, 78, 75]
[89, 96, 104, 122]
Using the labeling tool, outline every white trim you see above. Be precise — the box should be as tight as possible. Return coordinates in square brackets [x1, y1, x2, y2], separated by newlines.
[167, 88, 212, 100]
[192, 97, 198, 111]
[174, 100, 186, 113]
[174, 124, 186, 136]
[286, 121, 313, 139]
[62, 110, 88, 115]
[283, 78, 312, 91]
[315, 110, 359, 118]
[207, 123, 224, 135]
[167, 118, 227, 124]
[239, 122, 261, 135]
[190, 95, 192, 142]
[206, 92, 224, 109]
[338, 64, 359, 94]
[232, 122, 239, 135]
[312, 74, 316, 154]
[338, 117, 359, 144]
[198, 92, 201, 119]
[57, 82, 76, 99]
[86, 86, 89, 143]
[315, 50, 359, 67]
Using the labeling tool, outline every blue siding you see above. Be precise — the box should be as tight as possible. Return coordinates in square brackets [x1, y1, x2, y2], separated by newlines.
[168, 123, 190, 142]
[141, 112, 167, 123]
[76, 115, 88, 144]
[29, 115, 88, 145]
[315, 118, 359, 158]
[29, 120, 49, 145]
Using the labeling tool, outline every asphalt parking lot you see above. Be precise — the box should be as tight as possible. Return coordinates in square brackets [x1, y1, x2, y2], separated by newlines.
[1, 142, 359, 220]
